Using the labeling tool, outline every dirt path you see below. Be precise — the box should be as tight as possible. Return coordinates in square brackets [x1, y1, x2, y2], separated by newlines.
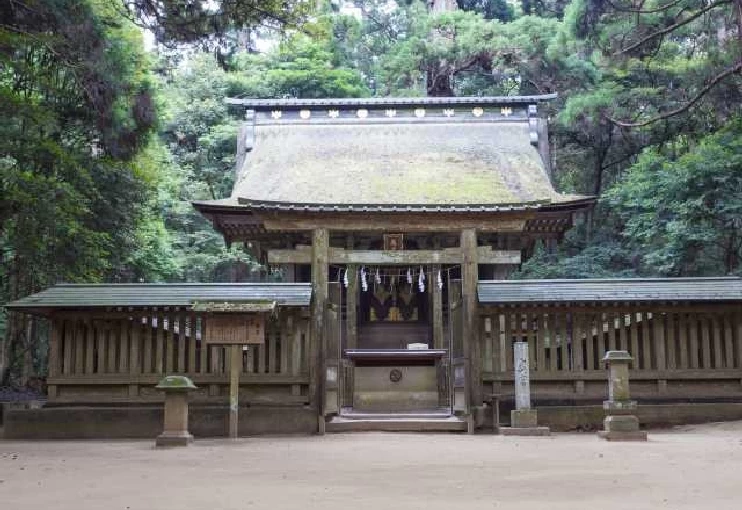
[2, 422, 742, 510]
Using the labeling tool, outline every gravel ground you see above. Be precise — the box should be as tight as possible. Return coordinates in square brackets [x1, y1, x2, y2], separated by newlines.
[2, 422, 742, 510]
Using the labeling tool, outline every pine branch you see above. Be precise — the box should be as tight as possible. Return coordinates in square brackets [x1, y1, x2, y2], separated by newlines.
[617, 0, 732, 56]
[607, 60, 742, 128]
[604, 0, 685, 15]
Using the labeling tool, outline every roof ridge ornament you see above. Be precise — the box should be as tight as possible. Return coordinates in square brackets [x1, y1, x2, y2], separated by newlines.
[243, 109, 255, 152]
[528, 104, 539, 146]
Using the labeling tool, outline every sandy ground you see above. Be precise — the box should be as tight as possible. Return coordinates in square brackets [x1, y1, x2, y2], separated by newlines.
[2, 422, 742, 510]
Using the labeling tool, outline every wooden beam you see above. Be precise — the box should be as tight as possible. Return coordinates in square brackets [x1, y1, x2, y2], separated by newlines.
[262, 214, 528, 233]
[268, 246, 521, 265]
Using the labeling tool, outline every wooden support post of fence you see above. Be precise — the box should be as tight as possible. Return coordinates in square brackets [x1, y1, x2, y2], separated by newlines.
[129, 313, 140, 398]
[654, 314, 666, 371]
[291, 315, 302, 396]
[229, 344, 241, 439]
[48, 317, 61, 399]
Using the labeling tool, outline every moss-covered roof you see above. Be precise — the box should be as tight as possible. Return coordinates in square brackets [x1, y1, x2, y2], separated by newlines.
[232, 120, 585, 208]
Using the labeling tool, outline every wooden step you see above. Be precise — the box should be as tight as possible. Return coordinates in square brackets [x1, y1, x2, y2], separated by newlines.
[327, 414, 467, 433]
[340, 408, 452, 419]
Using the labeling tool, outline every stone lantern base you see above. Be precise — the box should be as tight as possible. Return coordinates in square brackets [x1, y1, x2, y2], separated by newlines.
[156, 431, 194, 447]
[155, 376, 197, 448]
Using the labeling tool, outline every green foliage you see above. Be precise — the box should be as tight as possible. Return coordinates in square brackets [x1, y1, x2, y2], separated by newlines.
[457, 0, 514, 22]
[0, 0, 167, 383]
[229, 37, 370, 98]
[125, 0, 311, 44]
[606, 121, 742, 276]
[0, 0, 160, 291]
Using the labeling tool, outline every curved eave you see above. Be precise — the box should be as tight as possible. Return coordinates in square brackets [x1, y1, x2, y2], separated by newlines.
[194, 196, 596, 215]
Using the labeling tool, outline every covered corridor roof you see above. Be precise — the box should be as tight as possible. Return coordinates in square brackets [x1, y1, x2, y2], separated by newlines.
[4, 283, 312, 315]
[478, 278, 742, 304]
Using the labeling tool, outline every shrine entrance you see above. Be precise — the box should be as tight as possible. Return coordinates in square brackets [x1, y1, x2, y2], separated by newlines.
[325, 266, 463, 416]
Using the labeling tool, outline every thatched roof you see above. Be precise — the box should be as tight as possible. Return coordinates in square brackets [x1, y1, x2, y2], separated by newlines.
[195, 96, 593, 214]
[233, 121, 583, 208]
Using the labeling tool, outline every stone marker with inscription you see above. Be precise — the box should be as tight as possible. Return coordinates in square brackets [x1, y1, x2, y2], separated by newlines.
[501, 342, 550, 436]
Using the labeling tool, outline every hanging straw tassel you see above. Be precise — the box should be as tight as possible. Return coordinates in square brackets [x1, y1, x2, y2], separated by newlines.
[406, 268, 412, 284]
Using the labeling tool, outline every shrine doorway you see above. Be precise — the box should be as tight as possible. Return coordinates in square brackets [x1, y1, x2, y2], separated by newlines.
[329, 266, 460, 415]
[357, 267, 431, 350]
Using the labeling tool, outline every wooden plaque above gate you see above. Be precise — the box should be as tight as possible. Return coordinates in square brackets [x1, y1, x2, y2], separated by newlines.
[204, 314, 266, 345]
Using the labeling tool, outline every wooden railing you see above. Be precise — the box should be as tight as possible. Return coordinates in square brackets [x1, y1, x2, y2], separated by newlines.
[47, 308, 310, 404]
[480, 304, 742, 399]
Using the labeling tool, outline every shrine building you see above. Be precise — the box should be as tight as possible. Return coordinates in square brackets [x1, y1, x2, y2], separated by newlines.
[5, 96, 742, 437]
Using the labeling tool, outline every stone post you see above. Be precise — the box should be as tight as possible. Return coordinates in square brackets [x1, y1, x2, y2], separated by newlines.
[156, 376, 197, 447]
[514, 342, 531, 412]
[599, 351, 647, 441]
[502, 342, 549, 436]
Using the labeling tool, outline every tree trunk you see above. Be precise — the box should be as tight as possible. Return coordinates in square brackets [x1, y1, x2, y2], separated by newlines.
[0, 318, 8, 386]
[427, 0, 457, 97]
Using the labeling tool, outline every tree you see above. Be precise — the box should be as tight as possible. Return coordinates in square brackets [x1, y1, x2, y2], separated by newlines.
[457, 0, 514, 21]
[0, 0, 163, 383]
[123, 0, 311, 44]
[157, 54, 255, 283]
[228, 36, 370, 98]
[606, 121, 742, 276]
[567, 0, 742, 128]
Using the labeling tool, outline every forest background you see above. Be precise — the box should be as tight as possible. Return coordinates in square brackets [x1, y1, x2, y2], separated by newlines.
[1, 0, 741, 385]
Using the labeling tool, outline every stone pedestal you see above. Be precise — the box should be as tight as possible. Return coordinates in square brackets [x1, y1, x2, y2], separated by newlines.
[155, 376, 197, 447]
[511, 408, 538, 428]
[599, 351, 647, 442]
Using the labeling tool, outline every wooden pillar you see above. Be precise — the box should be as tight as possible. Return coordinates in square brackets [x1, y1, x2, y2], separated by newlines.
[461, 228, 482, 416]
[346, 264, 358, 349]
[344, 262, 357, 412]
[432, 264, 444, 349]
[310, 228, 329, 434]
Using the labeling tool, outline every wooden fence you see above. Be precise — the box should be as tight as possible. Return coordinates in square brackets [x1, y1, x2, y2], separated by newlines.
[480, 304, 742, 399]
[47, 308, 311, 404]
